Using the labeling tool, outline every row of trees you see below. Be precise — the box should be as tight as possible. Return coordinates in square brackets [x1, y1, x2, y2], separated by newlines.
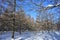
[0, 10, 60, 32]
[0, 9, 35, 32]
[0, 0, 60, 32]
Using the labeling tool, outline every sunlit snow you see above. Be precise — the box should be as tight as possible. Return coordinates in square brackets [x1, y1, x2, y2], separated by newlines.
[0, 31, 60, 40]
[47, 4, 54, 7]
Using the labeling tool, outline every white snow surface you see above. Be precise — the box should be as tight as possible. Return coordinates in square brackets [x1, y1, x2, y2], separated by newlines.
[47, 4, 54, 7]
[0, 31, 60, 40]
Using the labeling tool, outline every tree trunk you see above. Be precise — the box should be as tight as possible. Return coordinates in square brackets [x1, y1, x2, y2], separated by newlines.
[12, 0, 16, 39]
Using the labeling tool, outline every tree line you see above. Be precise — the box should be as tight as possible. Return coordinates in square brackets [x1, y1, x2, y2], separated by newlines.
[0, 10, 35, 32]
[0, 9, 60, 32]
[0, 0, 60, 32]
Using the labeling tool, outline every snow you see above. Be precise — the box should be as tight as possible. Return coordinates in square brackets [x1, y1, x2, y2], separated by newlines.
[11, 39, 14, 40]
[47, 4, 54, 7]
[56, 3, 60, 6]
[0, 31, 60, 40]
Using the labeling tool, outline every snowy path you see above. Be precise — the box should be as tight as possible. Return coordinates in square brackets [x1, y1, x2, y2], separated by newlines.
[0, 31, 60, 40]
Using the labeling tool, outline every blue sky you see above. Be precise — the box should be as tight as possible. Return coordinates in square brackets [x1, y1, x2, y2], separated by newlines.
[17, 0, 59, 20]
[0, 0, 60, 20]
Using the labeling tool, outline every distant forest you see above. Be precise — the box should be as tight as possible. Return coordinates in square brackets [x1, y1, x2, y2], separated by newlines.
[0, 0, 60, 32]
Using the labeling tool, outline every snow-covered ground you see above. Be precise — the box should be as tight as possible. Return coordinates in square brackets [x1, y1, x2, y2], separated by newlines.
[0, 31, 60, 40]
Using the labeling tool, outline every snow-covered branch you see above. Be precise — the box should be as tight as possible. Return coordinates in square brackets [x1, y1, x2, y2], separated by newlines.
[45, 3, 60, 10]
